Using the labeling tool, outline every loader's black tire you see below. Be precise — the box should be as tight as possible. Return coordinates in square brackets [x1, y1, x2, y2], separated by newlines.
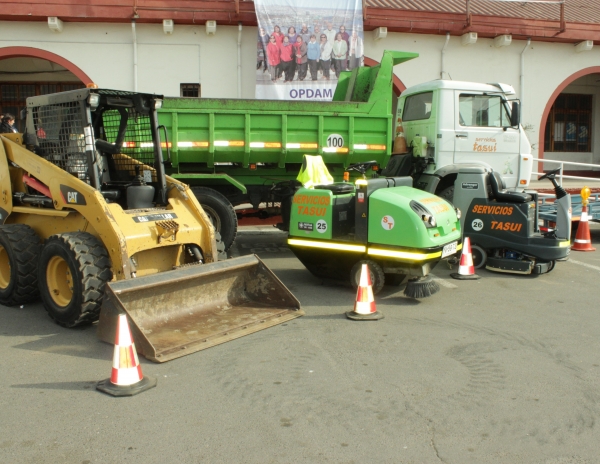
[0, 224, 41, 306]
[350, 260, 385, 295]
[192, 187, 237, 252]
[437, 186, 455, 205]
[215, 232, 228, 261]
[38, 233, 112, 328]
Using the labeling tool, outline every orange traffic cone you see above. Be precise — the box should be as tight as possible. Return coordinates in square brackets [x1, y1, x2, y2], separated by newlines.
[392, 117, 408, 154]
[450, 237, 481, 280]
[97, 314, 157, 397]
[572, 204, 596, 252]
[346, 264, 384, 320]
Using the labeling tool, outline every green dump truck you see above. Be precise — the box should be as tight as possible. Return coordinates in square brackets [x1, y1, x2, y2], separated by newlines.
[157, 50, 416, 250]
[157, 49, 531, 251]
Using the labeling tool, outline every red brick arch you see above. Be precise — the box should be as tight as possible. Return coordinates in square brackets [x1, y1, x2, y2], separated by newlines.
[364, 56, 406, 96]
[0, 46, 92, 84]
[538, 66, 600, 164]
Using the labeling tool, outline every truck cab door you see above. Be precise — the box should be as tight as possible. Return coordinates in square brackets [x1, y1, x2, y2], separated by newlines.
[454, 91, 521, 188]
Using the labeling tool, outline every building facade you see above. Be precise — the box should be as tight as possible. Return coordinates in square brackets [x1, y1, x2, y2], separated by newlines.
[1, 0, 600, 173]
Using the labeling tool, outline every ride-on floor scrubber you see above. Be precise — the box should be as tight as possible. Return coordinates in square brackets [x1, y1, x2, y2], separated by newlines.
[286, 159, 463, 298]
[453, 166, 571, 274]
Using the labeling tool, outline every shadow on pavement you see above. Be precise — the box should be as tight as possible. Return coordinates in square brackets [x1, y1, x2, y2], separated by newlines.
[11, 380, 99, 391]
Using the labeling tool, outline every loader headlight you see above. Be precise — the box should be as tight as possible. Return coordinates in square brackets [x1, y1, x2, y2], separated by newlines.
[454, 207, 461, 219]
[154, 99, 163, 109]
[88, 94, 100, 110]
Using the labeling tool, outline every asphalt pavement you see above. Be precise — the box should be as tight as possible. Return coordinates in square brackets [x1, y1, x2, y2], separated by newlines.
[1, 224, 600, 463]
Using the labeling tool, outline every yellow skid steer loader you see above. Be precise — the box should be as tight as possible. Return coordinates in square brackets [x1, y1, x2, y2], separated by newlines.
[0, 88, 302, 362]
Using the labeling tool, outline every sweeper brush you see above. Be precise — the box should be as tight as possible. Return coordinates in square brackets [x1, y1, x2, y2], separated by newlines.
[403, 276, 440, 299]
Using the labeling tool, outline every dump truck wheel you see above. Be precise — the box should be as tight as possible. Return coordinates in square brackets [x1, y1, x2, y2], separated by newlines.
[192, 187, 237, 252]
[38, 233, 112, 328]
[350, 260, 385, 295]
[0, 224, 41, 306]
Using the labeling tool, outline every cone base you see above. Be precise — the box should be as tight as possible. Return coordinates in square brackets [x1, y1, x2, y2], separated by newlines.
[450, 272, 480, 280]
[96, 375, 157, 397]
[345, 311, 384, 321]
[572, 246, 596, 252]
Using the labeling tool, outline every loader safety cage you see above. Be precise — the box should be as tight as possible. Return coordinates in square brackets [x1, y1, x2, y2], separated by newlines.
[25, 88, 168, 205]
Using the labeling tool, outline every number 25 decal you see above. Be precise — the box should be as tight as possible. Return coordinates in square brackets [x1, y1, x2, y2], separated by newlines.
[316, 219, 328, 233]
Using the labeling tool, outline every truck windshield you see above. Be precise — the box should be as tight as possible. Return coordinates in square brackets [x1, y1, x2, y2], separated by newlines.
[402, 92, 433, 121]
[459, 94, 511, 127]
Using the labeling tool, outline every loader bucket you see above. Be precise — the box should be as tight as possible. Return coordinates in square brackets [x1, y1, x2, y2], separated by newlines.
[97, 254, 303, 362]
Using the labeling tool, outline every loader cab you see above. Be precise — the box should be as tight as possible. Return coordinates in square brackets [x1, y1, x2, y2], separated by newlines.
[24, 88, 168, 210]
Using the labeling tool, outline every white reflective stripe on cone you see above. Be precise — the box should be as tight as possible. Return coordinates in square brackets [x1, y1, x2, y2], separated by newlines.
[116, 315, 133, 346]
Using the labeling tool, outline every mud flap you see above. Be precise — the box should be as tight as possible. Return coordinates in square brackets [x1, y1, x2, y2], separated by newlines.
[97, 254, 303, 362]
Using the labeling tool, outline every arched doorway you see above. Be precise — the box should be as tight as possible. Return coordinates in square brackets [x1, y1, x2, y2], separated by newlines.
[0, 47, 92, 132]
[538, 67, 600, 176]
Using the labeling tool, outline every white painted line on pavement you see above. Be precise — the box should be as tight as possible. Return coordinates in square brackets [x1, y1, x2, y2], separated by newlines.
[429, 273, 458, 289]
[568, 259, 600, 273]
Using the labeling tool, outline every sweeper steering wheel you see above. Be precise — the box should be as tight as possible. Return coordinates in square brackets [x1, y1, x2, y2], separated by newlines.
[346, 161, 379, 177]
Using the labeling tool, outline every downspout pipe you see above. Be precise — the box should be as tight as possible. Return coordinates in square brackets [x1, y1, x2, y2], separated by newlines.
[440, 32, 450, 79]
[132, 20, 138, 92]
[237, 22, 242, 98]
[520, 38, 531, 109]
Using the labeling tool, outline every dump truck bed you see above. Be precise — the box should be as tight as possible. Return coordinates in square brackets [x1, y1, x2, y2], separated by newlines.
[157, 51, 419, 187]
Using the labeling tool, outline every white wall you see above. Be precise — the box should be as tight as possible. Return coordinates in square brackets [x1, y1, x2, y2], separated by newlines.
[2, 20, 600, 168]
[0, 20, 257, 99]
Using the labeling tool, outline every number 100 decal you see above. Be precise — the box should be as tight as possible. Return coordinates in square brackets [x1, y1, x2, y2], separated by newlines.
[327, 134, 344, 148]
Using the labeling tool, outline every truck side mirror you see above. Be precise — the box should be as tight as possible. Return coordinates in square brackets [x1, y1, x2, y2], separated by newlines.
[510, 101, 520, 127]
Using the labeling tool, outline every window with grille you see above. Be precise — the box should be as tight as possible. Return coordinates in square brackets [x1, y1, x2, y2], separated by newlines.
[180, 83, 201, 98]
[0, 82, 85, 132]
[544, 94, 592, 152]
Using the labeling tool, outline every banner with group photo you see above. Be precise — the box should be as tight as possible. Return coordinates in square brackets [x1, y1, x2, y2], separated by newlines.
[254, 0, 364, 101]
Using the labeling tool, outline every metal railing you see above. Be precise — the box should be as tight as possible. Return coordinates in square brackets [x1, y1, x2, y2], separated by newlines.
[532, 157, 600, 187]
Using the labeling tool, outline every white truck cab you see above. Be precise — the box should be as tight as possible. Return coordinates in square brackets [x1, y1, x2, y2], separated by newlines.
[395, 79, 533, 201]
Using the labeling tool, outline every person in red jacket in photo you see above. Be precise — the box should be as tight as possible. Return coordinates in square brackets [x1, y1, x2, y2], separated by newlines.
[279, 35, 295, 82]
[272, 25, 284, 45]
[294, 35, 308, 81]
[266, 35, 281, 83]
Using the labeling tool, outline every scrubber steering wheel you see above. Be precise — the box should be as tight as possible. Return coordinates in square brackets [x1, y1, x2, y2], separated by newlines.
[538, 167, 561, 181]
[539, 167, 568, 199]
